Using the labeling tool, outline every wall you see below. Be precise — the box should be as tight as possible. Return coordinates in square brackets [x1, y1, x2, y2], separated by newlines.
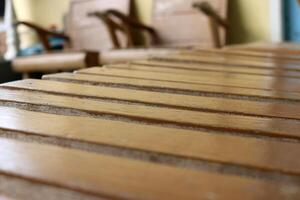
[14, 0, 70, 28]
[227, 0, 270, 44]
[14, 0, 151, 27]
[31, 0, 70, 29]
[134, 0, 152, 24]
[13, 0, 271, 47]
[13, 0, 36, 47]
[14, 0, 70, 47]
[13, 0, 150, 47]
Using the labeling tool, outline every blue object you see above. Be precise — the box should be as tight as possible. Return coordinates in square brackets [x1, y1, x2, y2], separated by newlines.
[20, 37, 66, 56]
[284, 0, 300, 42]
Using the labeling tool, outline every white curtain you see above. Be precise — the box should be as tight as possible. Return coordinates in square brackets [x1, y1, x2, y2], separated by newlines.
[4, 0, 19, 60]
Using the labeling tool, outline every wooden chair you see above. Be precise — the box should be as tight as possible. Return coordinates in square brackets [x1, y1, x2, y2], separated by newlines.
[193, 1, 229, 48]
[13, 0, 228, 79]
[15, 21, 71, 52]
[151, 0, 227, 48]
[88, 9, 159, 49]
[12, 0, 131, 78]
[90, 0, 228, 49]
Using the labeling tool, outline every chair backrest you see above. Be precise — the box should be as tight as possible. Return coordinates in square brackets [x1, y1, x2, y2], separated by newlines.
[66, 0, 131, 51]
[151, 0, 227, 48]
[193, 2, 228, 48]
[88, 10, 159, 49]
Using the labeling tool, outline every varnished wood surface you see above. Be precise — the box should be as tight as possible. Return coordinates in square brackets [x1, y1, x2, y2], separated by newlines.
[134, 59, 282, 74]
[1, 87, 300, 140]
[2, 44, 300, 198]
[114, 61, 300, 79]
[226, 43, 300, 59]
[231, 45, 300, 55]
[1, 106, 300, 177]
[183, 49, 300, 63]
[76, 67, 300, 93]
[4, 79, 300, 121]
[193, 48, 300, 61]
[1, 137, 300, 200]
[43, 72, 300, 102]
[154, 54, 300, 70]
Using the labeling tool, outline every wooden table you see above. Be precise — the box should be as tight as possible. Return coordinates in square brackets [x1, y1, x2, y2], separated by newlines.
[1, 44, 300, 199]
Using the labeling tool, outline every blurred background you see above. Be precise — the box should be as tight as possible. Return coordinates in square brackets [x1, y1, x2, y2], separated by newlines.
[0, 0, 300, 83]
[11, 0, 300, 49]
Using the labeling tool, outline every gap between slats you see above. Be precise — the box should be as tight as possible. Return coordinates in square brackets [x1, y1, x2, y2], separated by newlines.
[3, 82, 300, 122]
[43, 73, 300, 104]
[1, 128, 300, 184]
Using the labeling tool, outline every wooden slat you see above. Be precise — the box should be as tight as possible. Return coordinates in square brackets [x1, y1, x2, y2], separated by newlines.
[76, 67, 300, 93]
[190, 49, 300, 61]
[1, 87, 300, 140]
[169, 50, 300, 67]
[113, 62, 300, 79]
[1, 137, 299, 199]
[4, 79, 300, 121]
[236, 48, 300, 55]
[2, 106, 300, 177]
[134, 60, 300, 75]
[154, 54, 300, 70]
[222, 49, 300, 59]
[182, 49, 300, 64]
[230, 43, 300, 55]
[3, 44, 300, 198]
[43, 72, 300, 102]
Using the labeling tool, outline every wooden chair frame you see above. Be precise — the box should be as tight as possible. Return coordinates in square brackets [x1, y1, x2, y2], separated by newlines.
[15, 21, 71, 51]
[88, 9, 159, 49]
[193, 2, 228, 48]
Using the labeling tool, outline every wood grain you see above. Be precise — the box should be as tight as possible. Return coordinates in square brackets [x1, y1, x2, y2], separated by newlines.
[133, 60, 283, 74]
[230, 43, 300, 56]
[76, 67, 300, 93]
[222, 49, 300, 59]
[1, 87, 300, 140]
[3, 43, 300, 198]
[154, 54, 300, 70]
[113, 62, 300, 79]
[43, 72, 300, 102]
[189, 49, 300, 61]
[224, 43, 300, 59]
[182, 49, 300, 63]
[1, 137, 300, 199]
[4, 79, 300, 121]
[1, 106, 300, 177]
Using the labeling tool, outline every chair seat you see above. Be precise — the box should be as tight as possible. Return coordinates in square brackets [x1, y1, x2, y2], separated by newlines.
[12, 48, 175, 75]
[12, 51, 92, 73]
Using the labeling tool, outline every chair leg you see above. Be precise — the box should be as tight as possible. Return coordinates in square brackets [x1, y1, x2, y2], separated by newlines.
[209, 18, 221, 48]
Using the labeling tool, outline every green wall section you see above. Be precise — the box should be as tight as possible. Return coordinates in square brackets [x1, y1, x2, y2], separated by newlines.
[227, 0, 270, 44]
[134, 0, 153, 24]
